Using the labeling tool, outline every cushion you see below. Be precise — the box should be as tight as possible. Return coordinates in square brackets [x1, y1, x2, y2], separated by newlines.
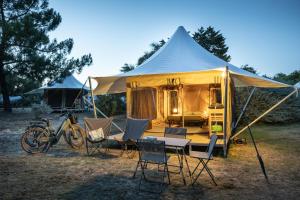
[88, 128, 104, 141]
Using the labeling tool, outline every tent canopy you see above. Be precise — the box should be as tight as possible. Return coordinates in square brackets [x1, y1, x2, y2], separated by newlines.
[25, 75, 88, 95]
[93, 26, 290, 95]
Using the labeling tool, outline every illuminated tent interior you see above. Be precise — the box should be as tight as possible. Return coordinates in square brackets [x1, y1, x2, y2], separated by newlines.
[91, 26, 290, 154]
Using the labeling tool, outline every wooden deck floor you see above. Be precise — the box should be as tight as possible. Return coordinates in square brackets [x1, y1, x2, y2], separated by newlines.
[145, 125, 224, 147]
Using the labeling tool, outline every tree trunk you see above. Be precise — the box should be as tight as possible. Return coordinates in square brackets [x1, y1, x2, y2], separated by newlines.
[0, 0, 12, 112]
[0, 62, 11, 112]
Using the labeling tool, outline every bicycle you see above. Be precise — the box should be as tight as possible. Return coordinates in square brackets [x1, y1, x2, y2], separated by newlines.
[21, 112, 85, 154]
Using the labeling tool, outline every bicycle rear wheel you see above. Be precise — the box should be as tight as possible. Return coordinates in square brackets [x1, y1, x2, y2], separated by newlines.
[21, 127, 50, 154]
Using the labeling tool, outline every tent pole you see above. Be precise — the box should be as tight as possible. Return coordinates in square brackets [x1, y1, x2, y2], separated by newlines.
[88, 76, 97, 118]
[231, 87, 298, 140]
[233, 87, 256, 131]
[223, 66, 229, 157]
[181, 85, 184, 128]
[83, 96, 124, 133]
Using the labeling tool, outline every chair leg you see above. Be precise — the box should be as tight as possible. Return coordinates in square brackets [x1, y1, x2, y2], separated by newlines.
[132, 160, 140, 178]
[200, 160, 217, 186]
[192, 159, 207, 185]
[165, 163, 171, 184]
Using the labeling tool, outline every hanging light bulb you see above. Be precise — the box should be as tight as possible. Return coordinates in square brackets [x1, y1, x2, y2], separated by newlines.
[172, 107, 178, 114]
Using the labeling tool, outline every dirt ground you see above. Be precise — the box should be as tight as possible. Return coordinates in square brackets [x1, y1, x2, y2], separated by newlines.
[0, 111, 299, 200]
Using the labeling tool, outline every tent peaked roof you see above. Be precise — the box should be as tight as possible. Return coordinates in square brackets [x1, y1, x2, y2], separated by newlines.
[93, 26, 290, 95]
[44, 75, 87, 90]
[25, 75, 88, 95]
[124, 26, 229, 75]
[120, 26, 288, 87]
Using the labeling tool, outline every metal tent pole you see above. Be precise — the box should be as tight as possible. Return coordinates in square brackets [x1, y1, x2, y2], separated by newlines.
[231, 87, 298, 140]
[223, 66, 229, 157]
[233, 87, 256, 131]
[88, 76, 97, 118]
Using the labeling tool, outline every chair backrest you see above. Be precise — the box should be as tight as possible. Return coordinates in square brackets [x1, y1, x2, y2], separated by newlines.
[164, 127, 187, 139]
[84, 117, 113, 138]
[137, 139, 166, 163]
[207, 134, 218, 158]
[122, 118, 149, 141]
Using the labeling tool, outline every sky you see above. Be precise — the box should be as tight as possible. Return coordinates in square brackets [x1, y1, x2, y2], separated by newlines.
[49, 0, 300, 83]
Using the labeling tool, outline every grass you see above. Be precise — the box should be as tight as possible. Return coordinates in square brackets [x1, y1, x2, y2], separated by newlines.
[0, 112, 299, 199]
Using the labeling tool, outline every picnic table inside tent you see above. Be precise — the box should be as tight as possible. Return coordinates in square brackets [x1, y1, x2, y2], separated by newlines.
[90, 26, 293, 156]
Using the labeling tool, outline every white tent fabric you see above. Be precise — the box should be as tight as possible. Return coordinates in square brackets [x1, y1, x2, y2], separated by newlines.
[25, 75, 88, 95]
[93, 26, 290, 95]
[295, 82, 300, 89]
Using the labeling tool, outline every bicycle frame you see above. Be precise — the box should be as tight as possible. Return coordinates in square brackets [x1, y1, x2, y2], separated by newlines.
[49, 117, 72, 145]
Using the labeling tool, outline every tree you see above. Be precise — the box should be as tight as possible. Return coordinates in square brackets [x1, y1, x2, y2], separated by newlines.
[120, 63, 135, 73]
[192, 26, 231, 62]
[241, 64, 258, 74]
[137, 40, 166, 66]
[0, 0, 92, 111]
[273, 70, 300, 85]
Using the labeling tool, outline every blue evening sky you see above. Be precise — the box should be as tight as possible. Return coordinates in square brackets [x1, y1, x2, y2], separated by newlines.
[49, 0, 300, 83]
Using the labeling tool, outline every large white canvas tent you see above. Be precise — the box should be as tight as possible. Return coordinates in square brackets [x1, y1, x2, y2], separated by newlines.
[26, 75, 88, 111]
[91, 26, 294, 155]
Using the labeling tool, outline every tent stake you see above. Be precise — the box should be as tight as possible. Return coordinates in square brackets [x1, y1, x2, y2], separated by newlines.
[88, 76, 97, 118]
[233, 87, 256, 131]
[231, 88, 298, 140]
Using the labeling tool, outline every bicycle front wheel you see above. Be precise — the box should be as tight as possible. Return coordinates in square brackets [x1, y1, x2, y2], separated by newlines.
[64, 124, 85, 149]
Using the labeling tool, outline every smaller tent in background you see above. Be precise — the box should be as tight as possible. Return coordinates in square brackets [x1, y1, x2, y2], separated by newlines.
[25, 75, 88, 112]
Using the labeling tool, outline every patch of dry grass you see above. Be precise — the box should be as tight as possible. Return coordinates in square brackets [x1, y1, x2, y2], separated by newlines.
[0, 112, 299, 199]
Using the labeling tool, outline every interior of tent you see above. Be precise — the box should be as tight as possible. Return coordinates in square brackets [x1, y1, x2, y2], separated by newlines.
[123, 70, 233, 147]
[45, 89, 85, 111]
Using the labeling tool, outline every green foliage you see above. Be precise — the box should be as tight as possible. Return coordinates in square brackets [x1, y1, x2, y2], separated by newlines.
[241, 64, 258, 75]
[273, 70, 300, 85]
[0, 0, 93, 111]
[137, 40, 166, 66]
[95, 93, 126, 116]
[120, 63, 135, 73]
[192, 26, 231, 62]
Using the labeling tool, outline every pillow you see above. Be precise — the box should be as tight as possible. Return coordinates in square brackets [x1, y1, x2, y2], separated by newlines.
[88, 128, 104, 141]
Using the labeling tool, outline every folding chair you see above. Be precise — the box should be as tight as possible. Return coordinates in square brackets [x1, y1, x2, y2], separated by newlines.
[164, 127, 187, 173]
[84, 117, 113, 156]
[190, 134, 218, 186]
[134, 139, 170, 193]
[114, 118, 149, 158]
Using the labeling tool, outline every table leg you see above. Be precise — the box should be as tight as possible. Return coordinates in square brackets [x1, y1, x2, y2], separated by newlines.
[177, 147, 186, 185]
[183, 149, 192, 183]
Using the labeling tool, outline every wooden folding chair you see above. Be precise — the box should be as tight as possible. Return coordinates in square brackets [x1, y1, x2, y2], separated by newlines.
[190, 134, 218, 186]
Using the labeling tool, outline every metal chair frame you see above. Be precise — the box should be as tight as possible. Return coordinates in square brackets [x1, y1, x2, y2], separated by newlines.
[84, 117, 113, 156]
[133, 139, 170, 193]
[190, 134, 218, 186]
